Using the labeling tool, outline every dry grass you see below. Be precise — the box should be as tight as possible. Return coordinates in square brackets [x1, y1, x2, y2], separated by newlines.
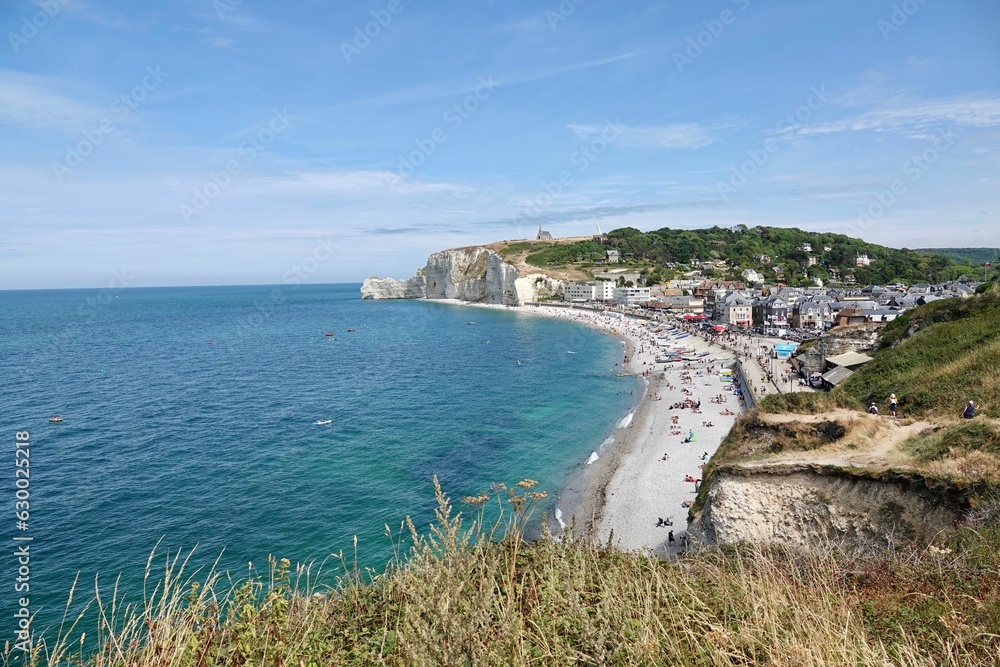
[7, 480, 1000, 667]
[928, 451, 1000, 481]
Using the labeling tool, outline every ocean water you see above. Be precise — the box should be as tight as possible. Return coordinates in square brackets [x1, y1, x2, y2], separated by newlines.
[0, 284, 637, 642]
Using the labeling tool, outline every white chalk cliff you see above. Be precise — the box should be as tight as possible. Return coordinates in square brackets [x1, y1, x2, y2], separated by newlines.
[361, 247, 561, 305]
[688, 466, 970, 553]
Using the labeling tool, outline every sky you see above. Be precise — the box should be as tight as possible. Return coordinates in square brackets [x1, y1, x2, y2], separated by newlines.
[1, 0, 999, 289]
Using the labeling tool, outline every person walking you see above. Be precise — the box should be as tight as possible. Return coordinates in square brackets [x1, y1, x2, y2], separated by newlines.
[888, 393, 898, 419]
[962, 400, 976, 419]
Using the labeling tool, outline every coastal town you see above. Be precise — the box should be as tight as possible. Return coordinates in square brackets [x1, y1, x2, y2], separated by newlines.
[474, 263, 987, 558]
[560, 267, 978, 334]
[553, 267, 983, 390]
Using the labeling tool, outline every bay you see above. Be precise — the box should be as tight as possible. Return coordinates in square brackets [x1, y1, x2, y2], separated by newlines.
[0, 284, 637, 641]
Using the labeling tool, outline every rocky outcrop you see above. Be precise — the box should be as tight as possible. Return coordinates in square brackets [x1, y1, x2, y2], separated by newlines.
[361, 247, 562, 305]
[688, 465, 974, 553]
[795, 323, 883, 375]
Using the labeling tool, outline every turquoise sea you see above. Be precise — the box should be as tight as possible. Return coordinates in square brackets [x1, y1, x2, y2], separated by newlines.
[1, 284, 638, 643]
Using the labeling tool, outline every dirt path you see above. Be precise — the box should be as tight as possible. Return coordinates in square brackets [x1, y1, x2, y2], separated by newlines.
[741, 409, 935, 470]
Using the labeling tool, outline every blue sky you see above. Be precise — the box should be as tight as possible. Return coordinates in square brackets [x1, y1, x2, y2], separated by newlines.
[1, 0, 998, 288]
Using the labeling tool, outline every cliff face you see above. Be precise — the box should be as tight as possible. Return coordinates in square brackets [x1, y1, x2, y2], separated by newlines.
[361, 247, 562, 305]
[689, 466, 971, 553]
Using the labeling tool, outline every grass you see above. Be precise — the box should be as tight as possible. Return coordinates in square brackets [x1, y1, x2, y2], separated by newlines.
[903, 421, 1000, 462]
[836, 284, 1000, 420]
[758, 390, 833, 414]
[9, 480, 1000, 667]
[496, 241, 545, 258]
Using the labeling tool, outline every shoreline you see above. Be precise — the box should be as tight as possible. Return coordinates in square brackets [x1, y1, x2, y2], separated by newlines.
[434, 299, 744, 555]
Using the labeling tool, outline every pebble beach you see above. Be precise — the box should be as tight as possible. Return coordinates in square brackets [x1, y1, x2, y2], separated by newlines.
[528, 306, 743, 557]
[446, 300, 748, 557]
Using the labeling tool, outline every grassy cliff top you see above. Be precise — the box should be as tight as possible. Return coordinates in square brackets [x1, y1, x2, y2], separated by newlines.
[486, 238, 597, 282]
[696, 284, 1000, 515]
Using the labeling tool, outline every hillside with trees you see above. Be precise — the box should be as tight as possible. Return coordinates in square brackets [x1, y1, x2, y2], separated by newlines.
[508, 225, 992, 287]
[917, 247, 1000, 266]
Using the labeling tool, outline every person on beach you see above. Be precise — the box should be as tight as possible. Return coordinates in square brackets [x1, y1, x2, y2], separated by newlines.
[962, 400, 976, 419]
[888, 394, 898, 419]
[668, 530, 675, 546]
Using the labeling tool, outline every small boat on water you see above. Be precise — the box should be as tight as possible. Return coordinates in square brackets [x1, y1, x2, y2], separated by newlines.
[49, 416, 63, 423]
[467, 321, 477, 325]
[314, 419, 332, 426]
[324, 333, 334, 336]
[567, 350, 577, 354]
[346, 328, 356, 332]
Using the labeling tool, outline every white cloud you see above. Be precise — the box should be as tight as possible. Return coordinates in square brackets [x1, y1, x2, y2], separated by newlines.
[41, 0, 134, 31]
[206, 36, 238, 50]
[0, 70, 105, 131]
[782, 96, 1000, 139]
[247, 170, 473, 197]
[326, 52, 639, 112]
[569, 121, 727, 149]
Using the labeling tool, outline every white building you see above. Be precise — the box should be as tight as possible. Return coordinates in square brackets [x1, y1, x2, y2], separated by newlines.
[563, 280, 616, 302]
[856, 253, 872, 267]
[594, 280, 616, 301]
[563, 282, 597, 302]
[613, 287, 651, 306]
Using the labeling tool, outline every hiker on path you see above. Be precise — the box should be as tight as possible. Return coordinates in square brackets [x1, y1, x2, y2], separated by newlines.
[962, 400, 976, 419]
[888, 393, 898, 419]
